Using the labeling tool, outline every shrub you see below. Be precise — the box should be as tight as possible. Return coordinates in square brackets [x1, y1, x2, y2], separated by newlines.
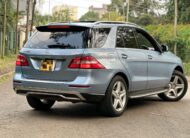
[145, 24, 190, 62]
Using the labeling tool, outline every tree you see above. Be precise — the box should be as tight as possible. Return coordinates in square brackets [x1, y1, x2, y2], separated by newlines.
[108, 0, 125, 15]
[15, 0, 19, 54]
[80, 11, 99, 21]
[174, 0, 178, 54]
[0, 0, 18, 57]
[108, 0, 152, 15]
[167, 0, 190, 24]
[52, 9, 71, 22]
[136, 14, 153, 25]
[107, 0, 161, 23]
[34, 8, 73, 26]
[1, 0, 7, 58]
[101, 11, 124, 21]
[34, 11, 49, 26]
[25, 0, 30, 43]
[30, 0, 36, 33]
[0, 0, 15, 31]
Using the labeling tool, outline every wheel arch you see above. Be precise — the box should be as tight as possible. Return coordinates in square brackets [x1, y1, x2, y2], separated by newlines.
[174, 65, 184, 74]
[111, 72, 131, 91]
[169, 65, 184, 80]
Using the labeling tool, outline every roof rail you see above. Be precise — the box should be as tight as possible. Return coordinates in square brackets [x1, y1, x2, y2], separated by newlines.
[95, 21, 140, 27]
[76, 21, 97, 23]
[46, 21, 141, 28]
[126, 22, 141, 27]
[95, 21, 126, 24]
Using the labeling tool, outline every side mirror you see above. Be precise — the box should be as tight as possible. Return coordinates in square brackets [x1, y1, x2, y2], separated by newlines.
[161, 44, 169, 52]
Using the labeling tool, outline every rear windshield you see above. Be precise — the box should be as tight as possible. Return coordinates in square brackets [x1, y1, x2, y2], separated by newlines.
[26, 26, 111, 49]
[26, 29, 90, 49]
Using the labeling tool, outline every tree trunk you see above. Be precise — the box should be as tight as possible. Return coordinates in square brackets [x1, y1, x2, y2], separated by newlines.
[25, 0, 30, 44]
[126, 0, 130, 22]
[30, 0, 36, 35]
[48, 0, 50, 22]
[15, 0, 19, 54]
[2, 0, 7, 59]
[174, 0, 178, 54]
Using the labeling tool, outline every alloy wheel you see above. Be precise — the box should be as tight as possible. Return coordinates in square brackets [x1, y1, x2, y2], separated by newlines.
[165, 74, 185, 99]
[111, 81, 127, 112]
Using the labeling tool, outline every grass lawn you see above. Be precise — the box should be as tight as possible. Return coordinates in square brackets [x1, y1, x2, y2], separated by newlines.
[0, 55, 16, 76]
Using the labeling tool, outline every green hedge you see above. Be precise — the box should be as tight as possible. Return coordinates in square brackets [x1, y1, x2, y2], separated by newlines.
[145, 24, 190, 62]
[184, 63, 190, 75]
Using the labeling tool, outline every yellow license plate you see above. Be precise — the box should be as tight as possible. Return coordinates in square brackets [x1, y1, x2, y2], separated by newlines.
[40, 59, 55, 71]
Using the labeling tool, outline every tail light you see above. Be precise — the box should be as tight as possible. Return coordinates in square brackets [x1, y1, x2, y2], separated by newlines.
[16, 54, 29, 66]
[68, 56, 105, 69]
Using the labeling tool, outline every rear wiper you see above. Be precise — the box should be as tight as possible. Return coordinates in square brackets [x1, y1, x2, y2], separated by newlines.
[48, 44, 75, 49]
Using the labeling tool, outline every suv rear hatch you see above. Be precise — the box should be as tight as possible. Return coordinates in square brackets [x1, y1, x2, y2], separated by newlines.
[20, 25, 91, 82]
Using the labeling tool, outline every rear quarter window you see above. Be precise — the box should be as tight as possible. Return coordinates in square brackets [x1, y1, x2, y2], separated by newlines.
[90, 28, 111, 48]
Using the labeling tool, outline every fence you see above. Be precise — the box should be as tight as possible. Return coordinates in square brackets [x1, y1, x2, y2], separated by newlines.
[0, 31, 26, 57]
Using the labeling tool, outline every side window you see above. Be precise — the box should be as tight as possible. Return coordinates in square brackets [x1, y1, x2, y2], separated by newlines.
[116, 27, 125, 48]
[116, 27, 138, 49]
[92, 28, 111, 48]
[135, 31, 155, 51]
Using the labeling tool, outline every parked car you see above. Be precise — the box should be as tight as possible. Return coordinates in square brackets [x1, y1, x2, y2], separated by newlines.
[13, 21, 188, 117]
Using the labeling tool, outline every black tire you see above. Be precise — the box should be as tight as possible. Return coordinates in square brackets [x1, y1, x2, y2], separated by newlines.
[99, 76, 128, 117]
[26, 96, 55, 110]
[158, 70, 188, 101]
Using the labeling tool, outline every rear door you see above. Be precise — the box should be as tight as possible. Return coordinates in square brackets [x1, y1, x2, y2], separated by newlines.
[20, 25, 90, 82]
[116, 26, 148, 91]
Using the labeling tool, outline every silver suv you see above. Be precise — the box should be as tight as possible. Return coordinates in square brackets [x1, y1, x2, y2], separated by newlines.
[13, 21, 188, 117]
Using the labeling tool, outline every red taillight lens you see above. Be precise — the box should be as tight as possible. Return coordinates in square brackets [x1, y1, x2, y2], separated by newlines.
[68, 56, 105, 69]
[16, 54, 29, 66]
[68, 57, 81, 68]
[47, 26, 70, 29]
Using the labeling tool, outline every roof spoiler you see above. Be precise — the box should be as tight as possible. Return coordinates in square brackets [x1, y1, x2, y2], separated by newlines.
[36, 25, 90, 32]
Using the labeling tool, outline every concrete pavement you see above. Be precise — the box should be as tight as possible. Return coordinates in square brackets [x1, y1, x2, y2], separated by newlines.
[0, 79, 190, 138]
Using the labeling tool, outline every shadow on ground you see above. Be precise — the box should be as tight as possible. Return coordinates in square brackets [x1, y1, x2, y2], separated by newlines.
[25, 96, 168, 119]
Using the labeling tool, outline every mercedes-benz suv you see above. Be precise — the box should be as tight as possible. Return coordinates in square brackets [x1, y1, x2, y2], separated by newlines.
[13, 21, 188, 117]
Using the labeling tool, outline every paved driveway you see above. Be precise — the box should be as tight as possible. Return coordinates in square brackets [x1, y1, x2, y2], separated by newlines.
[0, 79, 190, 138]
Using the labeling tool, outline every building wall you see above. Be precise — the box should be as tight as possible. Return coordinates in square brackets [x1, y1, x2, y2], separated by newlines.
[89, 4, 108, 18]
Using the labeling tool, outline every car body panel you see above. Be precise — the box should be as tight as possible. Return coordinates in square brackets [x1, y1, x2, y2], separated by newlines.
[146, 50, 183, 89]
[116, 48, 148, 91]
[20, 48, 86, 82]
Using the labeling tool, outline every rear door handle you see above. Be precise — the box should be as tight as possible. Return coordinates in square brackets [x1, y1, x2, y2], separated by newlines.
[148, 55, 153, 60]
[121, 54, 128, 59]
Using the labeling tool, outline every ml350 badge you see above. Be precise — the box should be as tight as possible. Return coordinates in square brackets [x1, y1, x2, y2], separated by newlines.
[40, 59, 56, 71]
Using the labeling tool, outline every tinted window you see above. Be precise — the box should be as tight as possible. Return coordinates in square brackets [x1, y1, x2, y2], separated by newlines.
[135, 31, 155, 50]
[116, 27, 138, 49]
[26, 29, 90, 49]
[116, 28, 125, 48]
[91, 28, 111, 48]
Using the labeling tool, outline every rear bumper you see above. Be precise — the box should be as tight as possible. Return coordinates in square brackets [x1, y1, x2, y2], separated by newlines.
[13, 73, 106, 103]
[16, 90, 104, 103]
